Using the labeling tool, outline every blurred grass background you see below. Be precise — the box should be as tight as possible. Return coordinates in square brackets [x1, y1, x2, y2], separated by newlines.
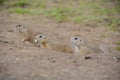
[0, 0, 120, 50]
[0, 0, 120, 29]
[0, 0, 120, 30]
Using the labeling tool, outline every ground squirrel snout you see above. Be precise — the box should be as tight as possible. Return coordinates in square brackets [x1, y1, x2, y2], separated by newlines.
[16, 24, 40, 43]
[34, 34, 73, 53]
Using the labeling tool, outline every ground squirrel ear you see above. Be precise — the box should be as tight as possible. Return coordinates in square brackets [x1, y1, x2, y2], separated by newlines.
[80, 39, 82, 41]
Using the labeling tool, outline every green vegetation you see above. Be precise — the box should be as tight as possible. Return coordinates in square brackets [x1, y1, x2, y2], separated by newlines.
[115, 41, 120, 45]
[116, 46, 120, 51]
[45, 7, 71, 22]
[11, 8, 31, 14]
[115, 41, 120, 51]
[12, 1, 29, 7]
[0, 0, 4, 4]
[2, 0, 120, 31]
[109, 18, 120, 31]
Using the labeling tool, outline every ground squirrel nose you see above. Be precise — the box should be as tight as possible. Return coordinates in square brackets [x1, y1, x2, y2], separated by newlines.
[34, 40, 38, 43]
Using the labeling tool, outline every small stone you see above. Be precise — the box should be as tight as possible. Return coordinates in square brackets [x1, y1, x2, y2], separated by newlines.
[52, 60, 56, 63]
[15, 58, 19, 61]
[48, 58, 50, 60]
[75, 64, 80, 66]
[10, 47, 13, 50]
[84, 56, 91, 60]
[4, 41, 8, 43]
[8, 30, 14, 32]
[113, 57, 119, 62]
[72, 60, 77, 63]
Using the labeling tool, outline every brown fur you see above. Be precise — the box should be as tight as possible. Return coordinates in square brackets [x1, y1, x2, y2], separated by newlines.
[34, 34, 73, 53]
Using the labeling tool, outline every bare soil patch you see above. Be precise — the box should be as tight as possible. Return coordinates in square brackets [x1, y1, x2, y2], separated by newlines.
[0, 11, 120, 80]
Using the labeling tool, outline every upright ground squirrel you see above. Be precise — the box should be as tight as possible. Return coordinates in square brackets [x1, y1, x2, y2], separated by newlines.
[34, 34, 73, 53]
[71, 37, 101, 59]
[16, 24, 40, 43]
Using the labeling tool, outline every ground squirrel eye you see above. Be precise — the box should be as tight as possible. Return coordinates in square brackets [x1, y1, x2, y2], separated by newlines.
[39, 36, 42, 38]
[74, 38, 78, 40]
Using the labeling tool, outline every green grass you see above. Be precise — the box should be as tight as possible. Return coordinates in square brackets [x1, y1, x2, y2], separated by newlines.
[114, 41, 120, 45]
[13, 1, 28, 7]
[3, 0, 120, 30]
[115, 46, 120, 51]
[115, 41, 120, 51]
[73, 15, 101, 24]
[9, 8, 44, 15]
[44, 7, 71, 22]
[10, 8, 31, 14]
[109, 18, 120, 31]
[0, 0, 4, 4]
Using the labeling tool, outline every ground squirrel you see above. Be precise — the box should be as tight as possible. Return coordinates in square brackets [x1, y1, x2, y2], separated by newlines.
[34, 34, 73, 53]
[71, 37, 101, 59]
[16, 24, 39, 43]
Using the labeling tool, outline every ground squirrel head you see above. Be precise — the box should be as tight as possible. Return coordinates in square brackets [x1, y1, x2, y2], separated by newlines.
[71, 37, 84, 47]
[16, 24, 27, 33]
[34, 34, 48, 47]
